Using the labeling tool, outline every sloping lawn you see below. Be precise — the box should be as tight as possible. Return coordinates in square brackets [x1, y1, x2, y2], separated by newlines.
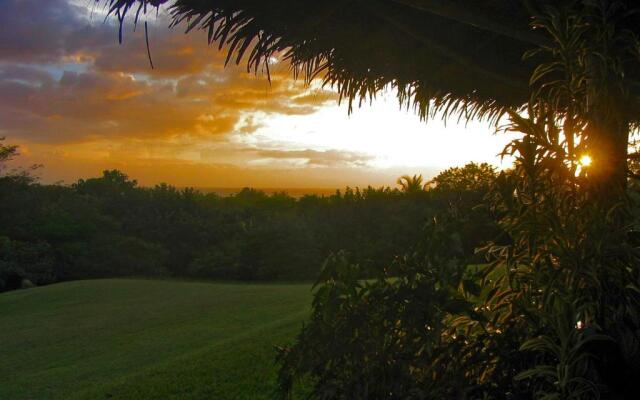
[0, 279, 311, 399]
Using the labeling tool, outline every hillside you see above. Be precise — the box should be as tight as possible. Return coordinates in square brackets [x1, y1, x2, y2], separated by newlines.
[0, 279, 311, 399]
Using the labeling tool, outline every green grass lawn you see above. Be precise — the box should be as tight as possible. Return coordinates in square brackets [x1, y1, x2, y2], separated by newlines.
[0, 279, 312, 399]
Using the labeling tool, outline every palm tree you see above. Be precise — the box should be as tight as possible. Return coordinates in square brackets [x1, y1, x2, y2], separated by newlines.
[98, 0, 640, 199]
[396, 174, 424, 194]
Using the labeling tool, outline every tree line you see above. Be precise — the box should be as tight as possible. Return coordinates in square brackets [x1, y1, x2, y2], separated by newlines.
[0, 139, 499, 292]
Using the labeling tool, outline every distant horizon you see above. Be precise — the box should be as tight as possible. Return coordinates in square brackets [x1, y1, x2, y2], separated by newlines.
[16, 157, 450, 190]
[191, 187, 341, 198]
[29, 173, 420, 194]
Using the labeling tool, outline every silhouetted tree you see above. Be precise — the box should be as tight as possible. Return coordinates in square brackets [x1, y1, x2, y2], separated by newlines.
[396, 174, 425, 194]
[0, 137, 17, 166]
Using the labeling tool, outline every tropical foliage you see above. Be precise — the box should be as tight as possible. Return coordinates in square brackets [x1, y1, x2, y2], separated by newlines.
[0, 148, 498, 292]
[275, 3, 640, 400]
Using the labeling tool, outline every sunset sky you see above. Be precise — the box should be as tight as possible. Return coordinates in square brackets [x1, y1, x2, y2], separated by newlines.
[0, 0, 516, 189]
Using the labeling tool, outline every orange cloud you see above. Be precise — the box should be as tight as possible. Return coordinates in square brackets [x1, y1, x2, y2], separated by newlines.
[0, 2, 339, 150]
[4, 0, 450, 189]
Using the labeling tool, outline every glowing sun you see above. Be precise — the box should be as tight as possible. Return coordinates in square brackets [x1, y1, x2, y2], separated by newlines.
[579, 155, 592, 167]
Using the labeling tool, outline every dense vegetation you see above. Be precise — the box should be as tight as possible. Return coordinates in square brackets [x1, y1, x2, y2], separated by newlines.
[274, 4, 640, 399]
[0, 138, 498, 292]
[277, 125, 640, 400]
[0, 279, 311, 399]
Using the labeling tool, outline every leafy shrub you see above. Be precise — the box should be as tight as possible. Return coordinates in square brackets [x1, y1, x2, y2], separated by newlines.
[276, 112, 640, 399]
[0, 236, 56, 292]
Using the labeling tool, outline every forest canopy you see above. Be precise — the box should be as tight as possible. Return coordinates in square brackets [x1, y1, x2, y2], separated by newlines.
[0, 142, 498, 292]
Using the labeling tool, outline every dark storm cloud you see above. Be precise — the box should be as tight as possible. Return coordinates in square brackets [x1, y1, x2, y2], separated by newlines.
[0, 0, 112, 63]
[0, 0, 339, 145]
